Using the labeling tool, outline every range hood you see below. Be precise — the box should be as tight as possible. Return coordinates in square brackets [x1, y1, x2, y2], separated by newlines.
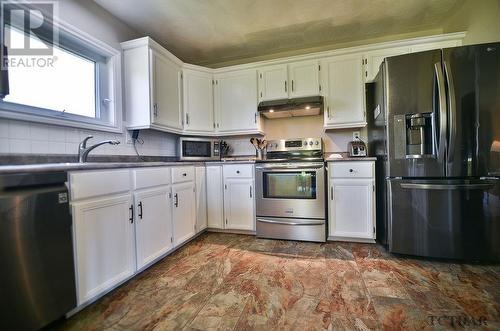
[258, 96, 323, 119]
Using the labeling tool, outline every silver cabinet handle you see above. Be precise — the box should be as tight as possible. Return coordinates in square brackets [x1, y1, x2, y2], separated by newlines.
[174, 193, 178, 207]
[249, 185, 252, 198]
[129, 204, 134, 223]
[257, 218, 324, 226]
[153, 103, 158, 117]
[284, 80, 287, 92]
[291, 80, 294, 92]
[186, 113, 190, 125]
[330, 186, 334, 200]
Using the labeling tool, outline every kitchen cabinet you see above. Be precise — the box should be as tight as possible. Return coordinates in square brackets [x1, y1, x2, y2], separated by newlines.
[122, 37, 183, 133]
[133, 187, 173, 271]
[71, 194, 135, 305]
[172, 182, 196, 246]
[195, 166, 207, 232]
[363, 46, 409, 82]
[328, 161, 375, 241]
[223, 164, 255, 231]
[288, 60, 320, 98]
[257, 64, 288, 101]
[214, 69, 262, 134]
[183, 68, 214, 133]
[258, 60, 320, 101]
[206, 165, 224, 229]
[321, 53, 366, 129]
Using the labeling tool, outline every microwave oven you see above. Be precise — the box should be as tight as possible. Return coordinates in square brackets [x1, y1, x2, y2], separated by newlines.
[178, 137, 221, 161]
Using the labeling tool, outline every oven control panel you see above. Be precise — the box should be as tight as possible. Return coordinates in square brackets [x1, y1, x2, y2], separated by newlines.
[267, 138, 323, 152]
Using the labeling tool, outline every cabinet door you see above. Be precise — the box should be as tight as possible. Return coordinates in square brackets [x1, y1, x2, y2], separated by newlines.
[172, 182, 196, 246]
[134, 187, 173, 270]
[152, 50, 183, 130]
[195, 166, 207, 232]
[206, 166, 224, 229]
[214, 69, 259, 132]
[321, 54, 365, 128]
[72, 194, 135, 305]
[329, 179, 375, 239]
[183, 69, 214, 132]
[288, 60, 319, 98]
[224, 178, 255, 231]
[258, 64, 288, 101]
[363, 46, 409, 82]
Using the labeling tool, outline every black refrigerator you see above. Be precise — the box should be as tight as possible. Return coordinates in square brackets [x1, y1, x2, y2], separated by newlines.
[367, 42, 500, 261]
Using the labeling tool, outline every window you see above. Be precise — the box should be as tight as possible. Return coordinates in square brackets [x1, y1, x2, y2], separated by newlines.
[0, 17, 122, 132]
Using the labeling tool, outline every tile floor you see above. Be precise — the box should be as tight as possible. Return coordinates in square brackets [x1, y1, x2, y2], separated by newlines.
[54, 233, 500, 330]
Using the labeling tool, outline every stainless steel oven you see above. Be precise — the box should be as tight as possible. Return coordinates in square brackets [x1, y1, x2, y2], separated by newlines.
[178, 137, 220, 161]
[255, 138, 326, 242]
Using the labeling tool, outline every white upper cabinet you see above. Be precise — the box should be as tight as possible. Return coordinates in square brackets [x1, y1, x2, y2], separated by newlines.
[152, 51, 183, 130]
[122, 37, 183, 133]
[258, 61, 320, 101]
[288, 60, 320, 98]
[257, 64, 288, 101]
[183, 68, 214, 133]
[214, 69, 261, 134]
[363, 46, 410, 82]
[321, 53, 366, 129]
[409, 39, 461, 54]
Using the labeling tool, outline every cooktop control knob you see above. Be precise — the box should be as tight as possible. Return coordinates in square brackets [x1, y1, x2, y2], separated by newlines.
[303, 141, 307, 146]
[315, 141, 319, 145]
[309, 141, 313, 146]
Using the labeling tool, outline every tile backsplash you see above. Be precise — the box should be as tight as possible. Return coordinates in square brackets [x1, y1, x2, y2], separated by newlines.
[0, 120, 177, 157]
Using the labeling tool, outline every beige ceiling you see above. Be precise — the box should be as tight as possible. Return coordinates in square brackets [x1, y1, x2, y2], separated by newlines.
[94, 0, 465, 67]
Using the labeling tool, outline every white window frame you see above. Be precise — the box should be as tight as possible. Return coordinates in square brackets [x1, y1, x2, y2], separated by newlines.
[0, 17, 123, 133]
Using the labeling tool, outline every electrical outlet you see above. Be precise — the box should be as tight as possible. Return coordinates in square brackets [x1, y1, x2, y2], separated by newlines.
[353, 131, 360, 140]
[125, 130, 134, 144]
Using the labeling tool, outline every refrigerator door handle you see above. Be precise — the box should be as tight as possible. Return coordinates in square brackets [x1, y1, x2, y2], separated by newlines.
[434, 62, 447, 163]
[400, 182, 496, 190]
[443, 61, 456, 164]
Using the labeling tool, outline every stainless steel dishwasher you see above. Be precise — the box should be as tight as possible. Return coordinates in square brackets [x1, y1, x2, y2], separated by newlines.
[0, 172, 76, 330]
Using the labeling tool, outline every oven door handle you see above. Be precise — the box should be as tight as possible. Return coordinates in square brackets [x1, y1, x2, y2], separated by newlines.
[257, 218, 325, 226]
[256, 165, 324, 171]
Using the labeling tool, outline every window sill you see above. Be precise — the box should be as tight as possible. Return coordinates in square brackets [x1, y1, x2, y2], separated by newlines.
[0, 105, 123, 133]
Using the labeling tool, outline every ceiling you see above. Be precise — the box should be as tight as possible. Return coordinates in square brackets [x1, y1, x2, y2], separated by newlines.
[95, 0, 465, 67]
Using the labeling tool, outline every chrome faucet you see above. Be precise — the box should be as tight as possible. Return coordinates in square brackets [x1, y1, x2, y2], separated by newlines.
[78, 135, 120, 163]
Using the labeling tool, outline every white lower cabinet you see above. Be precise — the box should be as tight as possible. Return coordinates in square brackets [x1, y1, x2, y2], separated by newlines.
[195, 166, 208, 232]
[206, 165, 224, 229]
[172, 182, 196, 246]
[328, 162, 375, 241]
[71, 194, 135, 305]
[223, 164, 255, 231]
[134, 186, 173, 271]
[224, 178, 255, 231]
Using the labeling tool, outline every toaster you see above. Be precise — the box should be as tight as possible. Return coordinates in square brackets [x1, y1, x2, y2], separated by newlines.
[348, 139, 367, 157]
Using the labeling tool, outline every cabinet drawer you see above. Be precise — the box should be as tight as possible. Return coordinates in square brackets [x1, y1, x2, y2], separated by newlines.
[69, 169, 131, 201]
[223, 164, 254, 179]
[329, 162, 374, 178]
[133, 167, 171, 189]
[172, 166, 195, 183]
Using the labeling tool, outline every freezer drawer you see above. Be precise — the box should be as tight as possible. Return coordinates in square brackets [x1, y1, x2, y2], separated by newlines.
[388, 178, 500, 260]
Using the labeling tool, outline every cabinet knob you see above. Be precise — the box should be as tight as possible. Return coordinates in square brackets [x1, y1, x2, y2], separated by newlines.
[183, 173, 187, 176]
[236, 170, 240, 174]
[349, 169, 354, 173]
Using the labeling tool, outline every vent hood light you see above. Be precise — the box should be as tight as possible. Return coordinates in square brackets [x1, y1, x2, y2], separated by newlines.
[258, 96, 323, 119]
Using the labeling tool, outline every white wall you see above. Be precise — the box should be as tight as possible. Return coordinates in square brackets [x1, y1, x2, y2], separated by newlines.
[0, 0, 178, 157]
